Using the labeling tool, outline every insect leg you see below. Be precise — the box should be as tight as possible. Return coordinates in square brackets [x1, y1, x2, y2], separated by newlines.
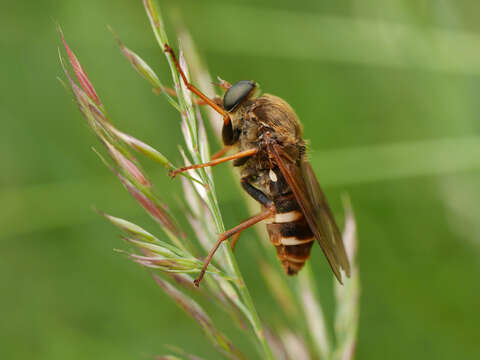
[153, 86, 213, 105]
[240, 178, 273, 207]
[230, 231, 242, 251]
[225, 178, 273, 252]
[211, 146, 232, 160]
[194, 206, 275, 287]
[164, 44, 232, 127]
[169, 148, 258, 178]
[213, 77, 231, 91]
[226, 179, 273, 251]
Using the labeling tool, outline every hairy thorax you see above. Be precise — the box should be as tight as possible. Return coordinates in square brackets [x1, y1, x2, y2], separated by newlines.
[232, 94, 305, 198]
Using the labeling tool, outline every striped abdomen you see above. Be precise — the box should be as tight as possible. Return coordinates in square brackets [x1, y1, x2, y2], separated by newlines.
[265, 192, 314, 275]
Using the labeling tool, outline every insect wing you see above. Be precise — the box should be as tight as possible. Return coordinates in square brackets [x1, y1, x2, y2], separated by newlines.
[301, 161, 351, 277]
[270, 143, 350, 283]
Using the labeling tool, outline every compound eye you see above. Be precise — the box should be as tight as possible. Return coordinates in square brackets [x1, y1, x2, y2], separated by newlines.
[223, 80, 256, 112]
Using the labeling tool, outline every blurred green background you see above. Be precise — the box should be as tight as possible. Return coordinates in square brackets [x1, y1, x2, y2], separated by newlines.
[2, 0, 480, 359]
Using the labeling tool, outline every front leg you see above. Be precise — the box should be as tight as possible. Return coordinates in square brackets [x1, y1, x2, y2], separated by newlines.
[153, 86, 218, 106]
[164, 44, 233, 128]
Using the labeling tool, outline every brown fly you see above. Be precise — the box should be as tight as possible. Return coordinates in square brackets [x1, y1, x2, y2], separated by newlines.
[164, 44, 351, 287]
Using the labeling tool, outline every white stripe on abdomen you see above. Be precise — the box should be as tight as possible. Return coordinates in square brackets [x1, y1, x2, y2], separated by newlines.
[263, 210, 303, 224]
[280, 237, 314, 246]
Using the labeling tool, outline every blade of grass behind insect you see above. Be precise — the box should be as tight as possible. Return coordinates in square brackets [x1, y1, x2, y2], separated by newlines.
[298, 264, 332, 359]
[153, 275, 245, 360]
[333, 197, 360, 360]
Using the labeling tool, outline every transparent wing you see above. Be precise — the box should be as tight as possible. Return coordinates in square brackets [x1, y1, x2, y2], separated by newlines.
[301, 161, 351, 277]
[270, 143, 351, 283]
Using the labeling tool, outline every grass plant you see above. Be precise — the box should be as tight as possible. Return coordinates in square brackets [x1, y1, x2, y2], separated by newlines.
[59, 1, 360, 358]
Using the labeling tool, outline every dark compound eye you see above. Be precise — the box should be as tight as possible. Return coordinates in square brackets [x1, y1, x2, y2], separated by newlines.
[223, 80, 256, 112]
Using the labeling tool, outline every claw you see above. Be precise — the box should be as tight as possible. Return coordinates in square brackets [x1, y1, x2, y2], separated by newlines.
[168, 169, 179, 178]
[212, 77, 231, 91]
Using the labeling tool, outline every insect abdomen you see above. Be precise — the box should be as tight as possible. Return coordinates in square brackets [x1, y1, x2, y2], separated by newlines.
[265, 193, 314, 275]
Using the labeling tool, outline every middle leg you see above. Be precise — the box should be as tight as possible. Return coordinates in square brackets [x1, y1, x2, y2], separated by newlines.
[169, 148, 258, 178]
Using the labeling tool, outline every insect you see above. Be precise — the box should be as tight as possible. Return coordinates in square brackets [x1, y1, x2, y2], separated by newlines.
[164, 45, 351, 287]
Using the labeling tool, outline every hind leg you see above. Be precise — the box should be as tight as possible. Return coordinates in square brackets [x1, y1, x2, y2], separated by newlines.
[240, 177, 273, 207]
[194, 206, 275, 287]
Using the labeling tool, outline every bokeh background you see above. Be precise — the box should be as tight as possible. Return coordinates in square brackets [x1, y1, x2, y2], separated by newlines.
[2, 0, 480, 359]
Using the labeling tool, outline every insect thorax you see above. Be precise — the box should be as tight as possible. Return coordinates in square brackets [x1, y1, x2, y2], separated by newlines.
[231, 94, 305, 199]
